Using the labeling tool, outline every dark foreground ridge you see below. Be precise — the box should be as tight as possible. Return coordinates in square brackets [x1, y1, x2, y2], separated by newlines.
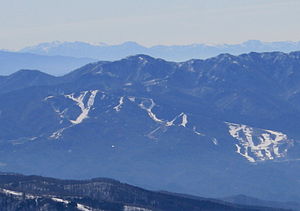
[0, 173, 290, 211]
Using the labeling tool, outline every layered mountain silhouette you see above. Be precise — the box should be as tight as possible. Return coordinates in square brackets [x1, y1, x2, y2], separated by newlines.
[3, 40, 300, 76]
[21, 40, 300, 61]
[0, 50, 96, 76]
[0, 173, 291, 211]
[0, 52, 300, 202]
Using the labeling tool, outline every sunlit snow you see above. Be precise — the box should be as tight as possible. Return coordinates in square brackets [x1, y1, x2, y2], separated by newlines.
[65, 90, 98, 124]
[226, 122, 293, 162]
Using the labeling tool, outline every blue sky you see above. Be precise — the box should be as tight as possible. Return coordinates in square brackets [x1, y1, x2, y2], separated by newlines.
[1, 0, 300, 50]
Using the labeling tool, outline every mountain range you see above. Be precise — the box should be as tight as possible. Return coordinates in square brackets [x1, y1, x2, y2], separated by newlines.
[0, 52, 300, 202]
[21, 40, 300, 61]
[0, 173, 289, 211]
[2, 40, 300, 76]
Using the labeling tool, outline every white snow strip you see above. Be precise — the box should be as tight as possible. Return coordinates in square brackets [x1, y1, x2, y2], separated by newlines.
[1, 189, 22, 196]
[136, 98, 211, 142]
[192, 126, 205, 136]
[235, 144, 255, 163]
[66, 90, 98, 124]
[139, 99, 189, 128]
[77, 203, 93, 211]
[124, 205, 152, 211]
[211, 138, 218, 145]
[51, 197, 69, 204]
[139, 99, 164, 124]
[0, 189, 35, 199]
[114, 97, 124, 112]
[44, 95, 54, 101]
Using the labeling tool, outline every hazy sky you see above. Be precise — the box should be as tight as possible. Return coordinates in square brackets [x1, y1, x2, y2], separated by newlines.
[1, 0, 300, 50]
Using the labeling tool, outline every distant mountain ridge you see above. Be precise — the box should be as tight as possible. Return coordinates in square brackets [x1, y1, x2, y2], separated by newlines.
[20, 40, 300, 61]
[3, 40, 300, 76]
[1, 52, 300, 202]
[0, 50, 96, 76]
[222, 195, 300, 211]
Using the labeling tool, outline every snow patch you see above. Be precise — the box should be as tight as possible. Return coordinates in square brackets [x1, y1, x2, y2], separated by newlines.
[211, 138, 218, 145]
[114, 97, 124, 112]
[51, 197, 69, 204]
[52, 197, 93, 211]
[128, 97, 136, 102]
[124, 205, 152, 211]
[0, 189, 92, 210]
[77, 203, 93, 211]
[138, 56, 149, 65]
[180, 113, 188, 127]
[0, 188, 36, 199]
[235, 144, 255, 162]
[226, 122, 293, 162]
